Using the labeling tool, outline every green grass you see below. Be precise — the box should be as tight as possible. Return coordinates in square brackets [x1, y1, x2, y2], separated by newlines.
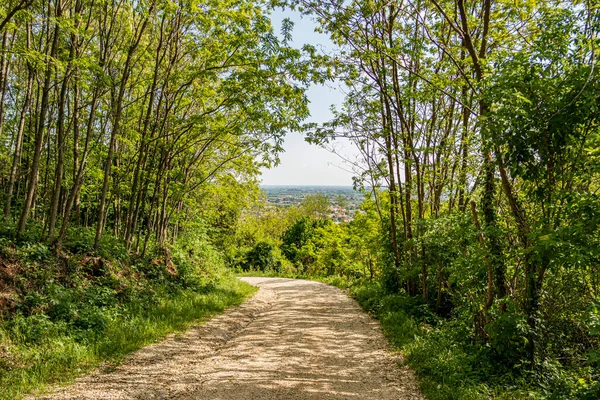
[315, 277, 517, 399]
[0, 276, 256, 400]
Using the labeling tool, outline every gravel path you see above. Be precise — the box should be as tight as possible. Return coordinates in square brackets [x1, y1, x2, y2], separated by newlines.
[33, 277, 423, 399]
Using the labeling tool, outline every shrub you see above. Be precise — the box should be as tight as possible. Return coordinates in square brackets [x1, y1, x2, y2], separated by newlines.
[280, 217, 330, 263]
[241, 241, 282, 273]
[486, 310, 530, 367]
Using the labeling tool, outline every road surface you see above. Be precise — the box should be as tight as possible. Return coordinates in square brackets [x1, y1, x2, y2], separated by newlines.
[35, 277, 422, 399]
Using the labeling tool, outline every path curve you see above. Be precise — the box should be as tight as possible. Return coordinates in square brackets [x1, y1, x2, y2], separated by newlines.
[34, 277, 423, 399]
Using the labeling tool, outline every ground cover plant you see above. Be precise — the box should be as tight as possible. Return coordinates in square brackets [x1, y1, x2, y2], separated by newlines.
[0, 225, 256, 399]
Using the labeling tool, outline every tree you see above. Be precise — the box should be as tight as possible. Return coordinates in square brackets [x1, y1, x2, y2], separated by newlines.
[299, 193, 330, 219]
[0, 0, 312, 256]
[482, 6, 600, 361]
[276, 0, 600, 376]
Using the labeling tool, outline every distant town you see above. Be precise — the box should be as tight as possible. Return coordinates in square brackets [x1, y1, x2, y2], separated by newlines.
[261, 185, 365, 223]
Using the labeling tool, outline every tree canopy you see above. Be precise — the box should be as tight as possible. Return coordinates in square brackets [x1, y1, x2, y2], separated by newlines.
[0, 0, 313, 253]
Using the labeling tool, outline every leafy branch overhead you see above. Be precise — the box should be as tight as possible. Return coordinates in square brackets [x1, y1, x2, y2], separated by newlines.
[0, 0, 315, 251]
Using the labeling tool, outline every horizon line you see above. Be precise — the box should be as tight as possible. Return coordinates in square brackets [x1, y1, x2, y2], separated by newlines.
[260, 184, 355, 187]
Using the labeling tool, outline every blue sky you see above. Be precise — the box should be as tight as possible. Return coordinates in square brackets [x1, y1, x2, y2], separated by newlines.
[258, 8, 358, 186]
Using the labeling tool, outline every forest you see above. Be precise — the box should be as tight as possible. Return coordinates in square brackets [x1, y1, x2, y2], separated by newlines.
[0, 0, 599, 399]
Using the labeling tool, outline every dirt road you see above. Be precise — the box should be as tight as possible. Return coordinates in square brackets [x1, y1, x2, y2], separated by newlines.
[35, 277, 423, 399]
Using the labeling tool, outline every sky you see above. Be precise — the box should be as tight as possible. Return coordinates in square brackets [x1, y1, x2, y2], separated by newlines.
[258, 8, 358, 186]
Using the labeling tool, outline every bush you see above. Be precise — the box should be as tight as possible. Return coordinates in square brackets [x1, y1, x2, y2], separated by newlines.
[342, 278, 540, 399]
[0, 222, 256, 399]
[280, 217, 330, 263]
[486, 310, 530, 367]
[63, 227, 96, 254]
[241, 241, 283, 273]
[19, 243, 51, 262]
[62, 227, 128, 260]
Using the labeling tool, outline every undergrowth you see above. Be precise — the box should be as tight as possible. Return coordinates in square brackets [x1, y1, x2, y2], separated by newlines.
[329, 277, 600, 400]
[0, 226, 256, 400]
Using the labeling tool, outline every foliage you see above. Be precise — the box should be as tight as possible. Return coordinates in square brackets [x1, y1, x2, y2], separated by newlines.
[0, 0, 598, 397]
[297, 193, 330, 219]
[0, 0, 312, 254]
[0, 2, 313, 395]
[240, 241, 283, 273]
[0, 229, 255, 399]
[316, 277, 596, 400]
[280, 216, 330, 265]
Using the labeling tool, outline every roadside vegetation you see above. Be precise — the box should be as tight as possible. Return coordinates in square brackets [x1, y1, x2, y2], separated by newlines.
[235, 190, 600, 399]
[0, 229, 255, 399]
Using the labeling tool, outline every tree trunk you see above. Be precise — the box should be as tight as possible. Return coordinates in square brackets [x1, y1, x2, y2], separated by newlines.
[4, 27, 33, 222]
[18, 4, 61, 235]
[48, 48, 74, 241]
[94, 4, 154, 249]
[0, 30, 12, 140]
